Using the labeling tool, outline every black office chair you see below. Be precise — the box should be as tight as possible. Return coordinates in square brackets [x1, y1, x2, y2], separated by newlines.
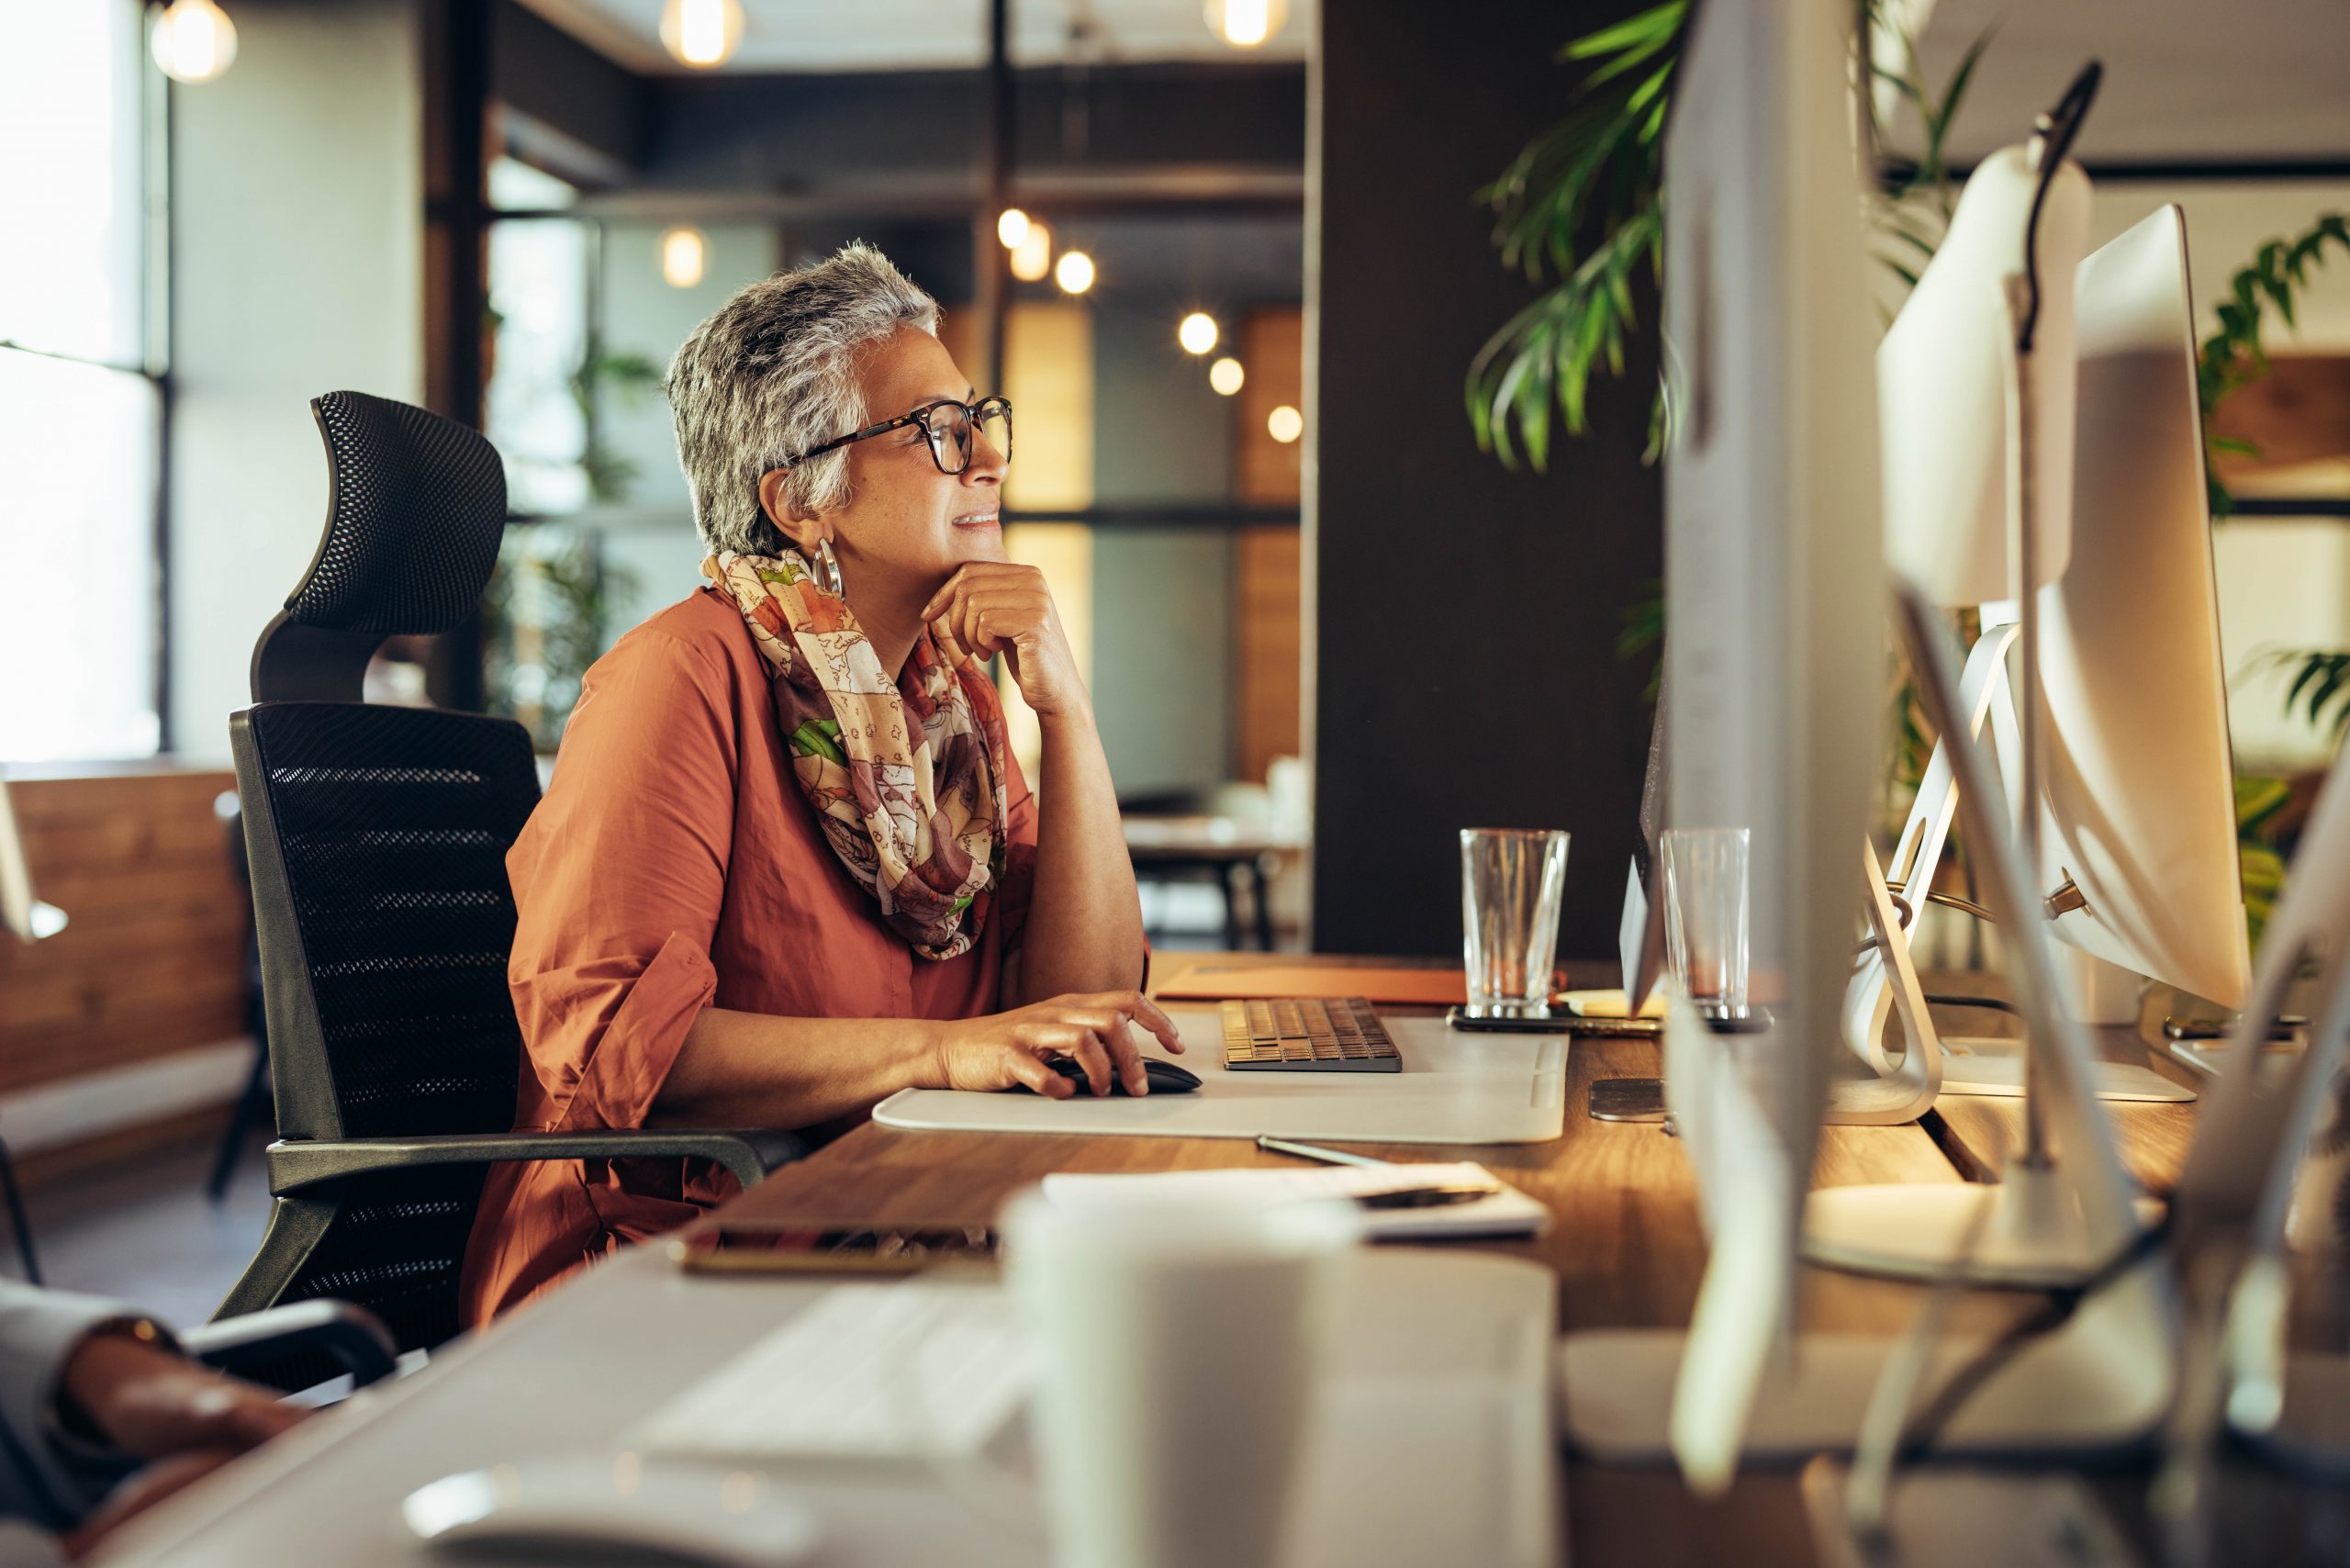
[218, 391, 802, 1383]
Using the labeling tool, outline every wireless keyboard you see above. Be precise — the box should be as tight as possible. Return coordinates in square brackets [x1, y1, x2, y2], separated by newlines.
[629, 1283, 1028, 1462]
[1221, 996, 1403, 1072]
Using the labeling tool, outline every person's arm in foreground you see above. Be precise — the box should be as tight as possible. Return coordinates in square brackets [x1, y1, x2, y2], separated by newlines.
[0, 1282, 302, 1562]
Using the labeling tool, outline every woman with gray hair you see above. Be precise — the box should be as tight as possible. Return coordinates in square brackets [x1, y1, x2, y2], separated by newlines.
[461, 243, 1171, 1323]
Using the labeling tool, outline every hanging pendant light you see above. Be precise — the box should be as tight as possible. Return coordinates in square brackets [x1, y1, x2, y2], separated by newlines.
[1010, 221, 1054, 283]
[660, 0, 744, 69]
[660, 227, 707, 289]
[150, 0, 238, 84]
[1204, 0, 1288, 50]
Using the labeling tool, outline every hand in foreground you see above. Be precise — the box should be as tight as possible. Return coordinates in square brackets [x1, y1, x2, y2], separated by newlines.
[922, 563, 1088, 719]
[934, 991, 1185, 1097]
[57, 1327, 308, 1558]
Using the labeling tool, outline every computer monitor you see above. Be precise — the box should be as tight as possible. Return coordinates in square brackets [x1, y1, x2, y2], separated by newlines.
[2036, 204, 2251, 1015]
[1877, 139, 2087, 607]
[0, 776, 66, 943]
[1641, 0, 1884, 1488]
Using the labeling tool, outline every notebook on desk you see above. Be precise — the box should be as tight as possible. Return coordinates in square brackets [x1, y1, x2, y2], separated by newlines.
[1042, 1163, 1551, 1240]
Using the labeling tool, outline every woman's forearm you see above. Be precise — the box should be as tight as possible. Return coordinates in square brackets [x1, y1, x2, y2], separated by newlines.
[648, 1007, 944, 1130]
[1012, 700, 1148, 1003]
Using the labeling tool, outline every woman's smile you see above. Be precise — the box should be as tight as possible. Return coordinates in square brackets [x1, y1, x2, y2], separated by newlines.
[950, 509, 1002, 532]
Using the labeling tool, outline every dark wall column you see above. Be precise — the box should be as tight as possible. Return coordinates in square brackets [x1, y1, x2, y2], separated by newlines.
[420, 0, 490, 711]
[1308, 0, 1663, 959]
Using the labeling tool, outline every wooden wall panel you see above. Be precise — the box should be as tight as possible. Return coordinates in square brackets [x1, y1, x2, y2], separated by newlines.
[2210, 353, 2350, 495]
[1237, 308, 1304, 506]
[1235, 527, 1303, 782]
[1233, 307, 1305, 783]
[0, 771, 246, 1094]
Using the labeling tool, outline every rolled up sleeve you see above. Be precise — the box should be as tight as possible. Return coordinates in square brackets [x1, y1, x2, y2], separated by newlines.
[505, 630, 737, 1133]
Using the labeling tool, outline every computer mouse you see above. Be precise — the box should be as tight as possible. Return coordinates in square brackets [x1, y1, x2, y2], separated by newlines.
[1012, 1056, 1203, 1095]
[404, 1455, 820, 1568]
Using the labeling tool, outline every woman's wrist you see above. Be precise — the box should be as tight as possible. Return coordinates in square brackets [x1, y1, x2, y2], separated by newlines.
[915, 1017, 957, 1092]
[1030, 695, 1096, 730]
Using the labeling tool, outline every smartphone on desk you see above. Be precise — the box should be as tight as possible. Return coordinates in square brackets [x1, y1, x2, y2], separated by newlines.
[1446, 1006, 1659, 1037]
[671, 1223, 999, 1277]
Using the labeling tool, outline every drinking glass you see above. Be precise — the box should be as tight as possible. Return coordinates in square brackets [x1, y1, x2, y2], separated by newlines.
[1661, 827, 1751, 1018]
[1459, 829, 1570, 1015]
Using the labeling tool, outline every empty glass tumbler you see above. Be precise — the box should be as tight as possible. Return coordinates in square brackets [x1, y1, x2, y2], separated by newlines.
[1459, 829, 1570, 1015]
[1660, 827, 1751, 1018]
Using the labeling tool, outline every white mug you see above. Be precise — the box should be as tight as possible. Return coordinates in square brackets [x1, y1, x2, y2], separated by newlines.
[1002, 1191, 1360, 1568]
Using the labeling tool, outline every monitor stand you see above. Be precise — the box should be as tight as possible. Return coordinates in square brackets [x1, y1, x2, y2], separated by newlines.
[1934, 1037, 2194, 1103]
[1801, 1159, 2166, 1288]
[1851, 626, 2195, 1105]
[1799, 1459, 2144, 1568]
[1556, 1260, 2174, 1465]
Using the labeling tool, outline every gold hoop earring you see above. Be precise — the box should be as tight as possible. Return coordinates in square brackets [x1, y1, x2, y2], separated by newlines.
[814, 537, 845, 598]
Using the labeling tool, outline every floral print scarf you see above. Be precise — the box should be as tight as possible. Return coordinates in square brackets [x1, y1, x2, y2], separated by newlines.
[704, 550, 1012, 960]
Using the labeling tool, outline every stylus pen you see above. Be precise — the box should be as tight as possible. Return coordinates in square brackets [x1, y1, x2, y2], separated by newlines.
[1255, 1135, 1396, 1171]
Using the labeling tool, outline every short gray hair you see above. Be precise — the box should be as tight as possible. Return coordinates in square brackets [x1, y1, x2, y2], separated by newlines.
[665, 241, 940, 556]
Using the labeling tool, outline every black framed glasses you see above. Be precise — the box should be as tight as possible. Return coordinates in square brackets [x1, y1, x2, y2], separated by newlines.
[781, 395, 1013, 476]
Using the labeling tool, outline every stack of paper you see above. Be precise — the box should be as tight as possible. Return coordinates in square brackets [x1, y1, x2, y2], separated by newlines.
[1040, 1162, 1550, 1241]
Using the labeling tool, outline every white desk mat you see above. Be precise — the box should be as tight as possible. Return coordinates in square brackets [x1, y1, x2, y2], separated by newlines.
[873, 1008, 1569, 1144]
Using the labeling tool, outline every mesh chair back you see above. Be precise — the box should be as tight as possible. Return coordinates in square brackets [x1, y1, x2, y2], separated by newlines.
[233, 700, 539, 1352]
[241, 703, 538, 1141]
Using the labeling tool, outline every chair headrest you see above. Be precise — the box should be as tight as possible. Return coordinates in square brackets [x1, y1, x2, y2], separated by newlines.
[285, 390, 506, 636]
[249, 393, 507, 706]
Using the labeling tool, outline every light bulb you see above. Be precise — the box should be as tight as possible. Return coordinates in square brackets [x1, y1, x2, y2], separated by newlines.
[1209, 357, 1246, 396]
[997, 208, 1031, 250]
[1206, 0, 1287, 50]
[150, 0, 238, 84]
[1267, 405, 1303, 443]
[1054, 250, 1095, 296]
[1178, 312, 1219, 355]
[1010, 221, 1053, 283]
[660, 227, 706, 289]
[660, 0, 744, 68]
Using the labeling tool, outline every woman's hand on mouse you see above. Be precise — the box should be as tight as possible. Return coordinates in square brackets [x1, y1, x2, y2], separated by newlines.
[930, 991, 1185, 1097]
[921, 563, 1087, 721]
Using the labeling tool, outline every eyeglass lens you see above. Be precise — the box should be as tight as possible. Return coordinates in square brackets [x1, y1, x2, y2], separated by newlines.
[926, 399, 1012, 474]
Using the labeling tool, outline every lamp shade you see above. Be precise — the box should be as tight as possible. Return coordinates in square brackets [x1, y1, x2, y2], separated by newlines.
[1877, 144, 2090, 607]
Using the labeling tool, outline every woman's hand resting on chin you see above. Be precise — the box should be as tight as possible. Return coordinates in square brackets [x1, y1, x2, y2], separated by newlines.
[923, 563, 1089, 720]
[932, 991, 1184, 1097]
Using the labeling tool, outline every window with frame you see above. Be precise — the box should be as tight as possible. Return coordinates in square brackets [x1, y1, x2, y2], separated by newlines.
[0, 1, 163, 764]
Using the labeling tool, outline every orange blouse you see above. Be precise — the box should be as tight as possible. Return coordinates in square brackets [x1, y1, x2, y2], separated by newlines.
[459, 587, 1038, 1326]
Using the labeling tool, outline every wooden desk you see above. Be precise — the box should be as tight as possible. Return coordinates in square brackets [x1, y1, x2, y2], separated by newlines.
[107, 952, 2341, 1568]
[713, 951, 2015, 1567]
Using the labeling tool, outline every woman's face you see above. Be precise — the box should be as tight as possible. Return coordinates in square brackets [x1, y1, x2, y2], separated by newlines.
[800, 326, 1008, 601]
